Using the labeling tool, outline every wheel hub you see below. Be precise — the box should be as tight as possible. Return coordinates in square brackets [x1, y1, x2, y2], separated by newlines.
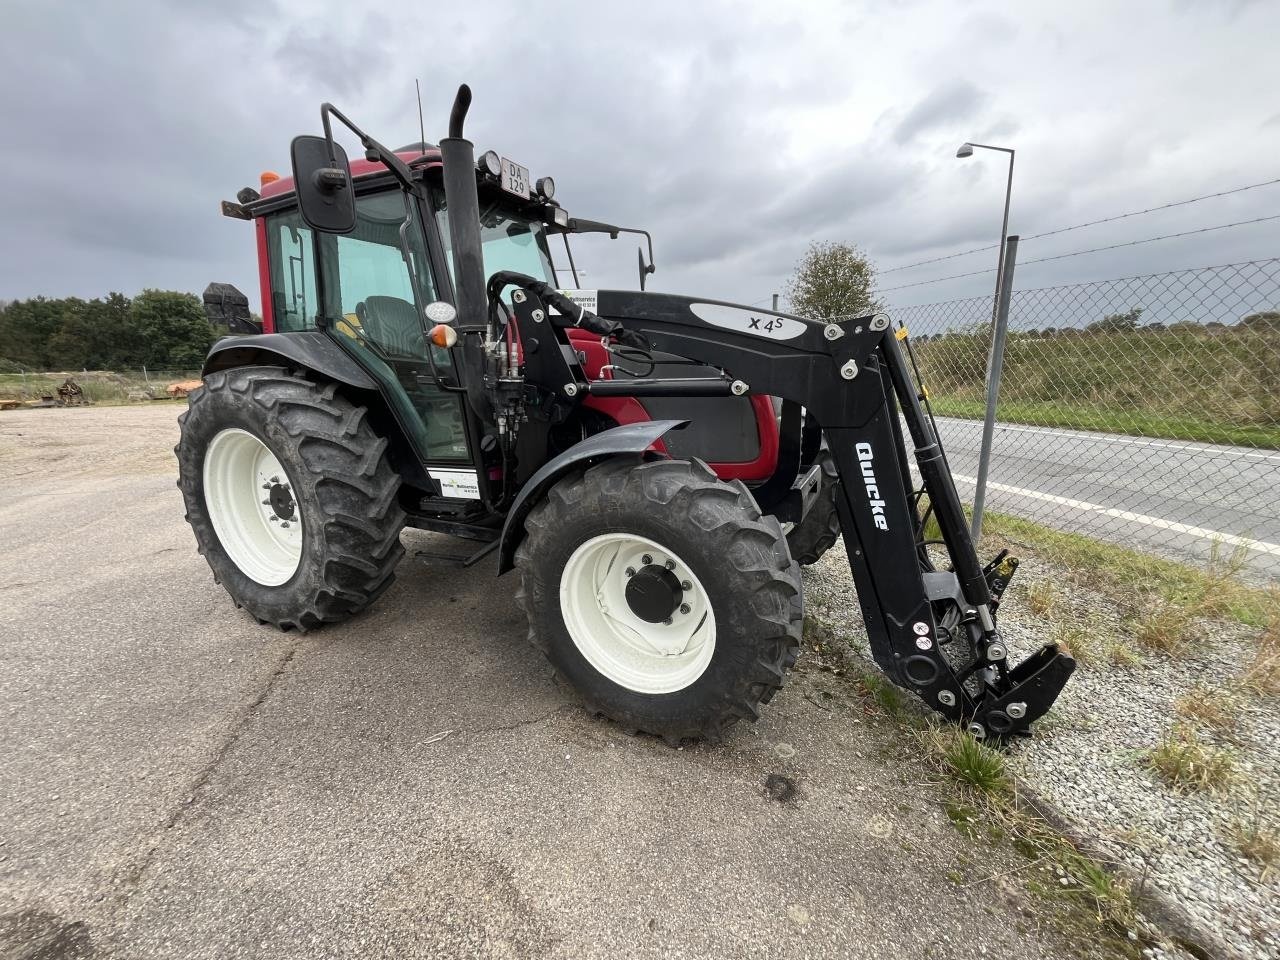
[624, 564, 684, 623]
[267, 482, 295, 521]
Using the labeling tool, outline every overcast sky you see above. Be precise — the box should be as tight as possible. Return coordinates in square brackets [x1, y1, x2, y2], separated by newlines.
[2, 0, 1277, 317]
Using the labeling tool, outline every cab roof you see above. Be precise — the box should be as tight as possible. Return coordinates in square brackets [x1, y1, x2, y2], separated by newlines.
[257, 146, 442, 202]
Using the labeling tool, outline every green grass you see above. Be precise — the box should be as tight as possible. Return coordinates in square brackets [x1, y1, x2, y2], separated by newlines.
[928, 397, 1280, 450]
[914, 326, 1280, 450]
[982, 512, 1273, 627]
[854, 670, 908, 718]
[1142, 724, 1235, 793]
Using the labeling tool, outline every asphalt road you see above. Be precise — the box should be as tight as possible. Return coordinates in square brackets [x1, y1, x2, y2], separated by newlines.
[0, 404, 1101, 960]
[932, 416, 1280, 579]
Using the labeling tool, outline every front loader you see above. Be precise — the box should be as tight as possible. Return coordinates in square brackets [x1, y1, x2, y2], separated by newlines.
[177, 84, 1074, 744]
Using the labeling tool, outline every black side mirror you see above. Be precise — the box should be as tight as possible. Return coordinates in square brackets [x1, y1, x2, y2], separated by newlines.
[290, 135, 356, 234]
[637, 247, 656, 291]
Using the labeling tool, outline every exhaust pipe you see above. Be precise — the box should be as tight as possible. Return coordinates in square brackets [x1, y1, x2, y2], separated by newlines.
[439, 84, 488, 332]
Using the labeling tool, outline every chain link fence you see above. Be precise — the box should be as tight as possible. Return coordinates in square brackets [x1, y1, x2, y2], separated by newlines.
[888, 258, 1280, 577]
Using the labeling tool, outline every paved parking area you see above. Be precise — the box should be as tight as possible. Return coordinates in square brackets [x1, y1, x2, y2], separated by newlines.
[0, 405, 1098, 959]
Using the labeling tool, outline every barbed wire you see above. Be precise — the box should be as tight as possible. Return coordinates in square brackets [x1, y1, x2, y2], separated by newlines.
[876, 213, 1280, 293]
[876, 176, 1280, 276]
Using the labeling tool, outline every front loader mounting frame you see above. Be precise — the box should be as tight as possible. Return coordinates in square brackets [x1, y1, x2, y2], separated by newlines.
[495, 285, 1076, 739]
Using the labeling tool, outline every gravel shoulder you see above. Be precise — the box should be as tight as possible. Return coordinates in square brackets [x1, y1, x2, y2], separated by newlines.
[805, 533, 1279, 960]
[1, 404, 1116, 960]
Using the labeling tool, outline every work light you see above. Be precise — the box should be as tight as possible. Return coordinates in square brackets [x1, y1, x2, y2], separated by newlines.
[477, 150, 501, 177]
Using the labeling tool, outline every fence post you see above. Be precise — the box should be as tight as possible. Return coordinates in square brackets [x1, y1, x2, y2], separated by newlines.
[970, 234, 1019, 540]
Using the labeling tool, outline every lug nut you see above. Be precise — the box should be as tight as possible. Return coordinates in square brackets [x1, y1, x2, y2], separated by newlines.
[262, 499, 271, 506]
[280, 521, 290, 529]
[665, 560, 675, 570]
[681, 580, 692, 591]
[641, 554, 652, 565]
[624, 567, 635, 578]
[262, 483, 271, 490]
[679, 603, 691, 615]
[663, 617, 673, 626]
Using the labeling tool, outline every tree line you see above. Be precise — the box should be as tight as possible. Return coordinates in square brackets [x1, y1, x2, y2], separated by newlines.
[0, 290, 218, 372]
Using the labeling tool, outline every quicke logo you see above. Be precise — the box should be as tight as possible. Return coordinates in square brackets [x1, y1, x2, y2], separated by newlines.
[856, 442, 888, 530]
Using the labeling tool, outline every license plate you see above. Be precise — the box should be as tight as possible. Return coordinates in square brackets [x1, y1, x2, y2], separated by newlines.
[500, 158, 530, 199]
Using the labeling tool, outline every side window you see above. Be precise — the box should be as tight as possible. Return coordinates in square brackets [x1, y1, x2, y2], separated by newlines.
[267, 212, 318, 332]
[317, 191, 440, 359]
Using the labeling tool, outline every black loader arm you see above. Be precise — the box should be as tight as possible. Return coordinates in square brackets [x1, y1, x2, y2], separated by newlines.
[517, 289, 1075, 740]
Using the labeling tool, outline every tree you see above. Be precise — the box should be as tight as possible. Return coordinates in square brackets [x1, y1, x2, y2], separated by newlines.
[0, 296, 66, 367]
[130, 290, 215, 369]
[1088, 306, 1144, 333]
[784, 241, 881, 320]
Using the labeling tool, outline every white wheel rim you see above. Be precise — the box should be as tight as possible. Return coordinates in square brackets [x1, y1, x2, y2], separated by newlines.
[202, 428, 303, 587]
[559, 533, 716, 694]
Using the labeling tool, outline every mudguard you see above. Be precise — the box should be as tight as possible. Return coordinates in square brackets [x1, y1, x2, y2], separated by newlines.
[203, 332, 377, 390]
[496, 419, 688, 574]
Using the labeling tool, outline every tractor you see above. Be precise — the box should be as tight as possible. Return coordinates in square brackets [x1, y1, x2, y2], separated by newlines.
[177, 85, 1074, 743]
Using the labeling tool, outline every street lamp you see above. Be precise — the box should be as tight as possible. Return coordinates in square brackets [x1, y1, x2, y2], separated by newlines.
[956, 141, 1015, 308]
[957, 140, 1016, 542]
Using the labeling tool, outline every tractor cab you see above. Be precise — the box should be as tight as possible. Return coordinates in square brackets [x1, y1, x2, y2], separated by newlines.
[223, 142, 783, 519]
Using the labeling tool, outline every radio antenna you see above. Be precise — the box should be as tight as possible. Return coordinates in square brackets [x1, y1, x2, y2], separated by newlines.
[415, 79, 426, 154]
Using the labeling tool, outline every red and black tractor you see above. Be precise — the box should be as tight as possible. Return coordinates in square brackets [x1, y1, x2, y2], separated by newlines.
[178, 85, 1073, 743]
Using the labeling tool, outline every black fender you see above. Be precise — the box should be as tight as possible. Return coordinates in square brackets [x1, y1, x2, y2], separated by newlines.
[203, 332, 377, 389]
[497, 419, 688, 574]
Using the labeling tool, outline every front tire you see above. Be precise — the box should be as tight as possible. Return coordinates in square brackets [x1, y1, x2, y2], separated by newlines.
[176, 366, 406, 631]
[515, 457, 802, 743]
[786, 449, 840, 565]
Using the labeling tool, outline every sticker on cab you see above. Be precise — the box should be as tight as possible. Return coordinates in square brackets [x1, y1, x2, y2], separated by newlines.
[428, 468, 481, 500]
[554, 289, 599, 314]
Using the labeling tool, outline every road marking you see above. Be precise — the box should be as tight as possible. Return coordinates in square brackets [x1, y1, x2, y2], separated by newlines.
[951, 473, 1280, 558]
[936, 418, 1280, 463]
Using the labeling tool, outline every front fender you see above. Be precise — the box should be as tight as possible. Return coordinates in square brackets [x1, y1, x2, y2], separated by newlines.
[497, 419, 688, 574]
[203, 332, 377, 390]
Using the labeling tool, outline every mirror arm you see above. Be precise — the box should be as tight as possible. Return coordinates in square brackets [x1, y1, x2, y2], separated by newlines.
[567, 218, 657, 276]
[320, 102, 417, 193]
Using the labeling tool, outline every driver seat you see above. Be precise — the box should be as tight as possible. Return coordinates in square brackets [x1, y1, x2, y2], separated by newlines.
[356, 296, 424, 357]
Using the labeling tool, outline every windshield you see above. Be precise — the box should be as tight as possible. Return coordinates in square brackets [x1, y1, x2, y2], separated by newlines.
[432, 192, 556, 285]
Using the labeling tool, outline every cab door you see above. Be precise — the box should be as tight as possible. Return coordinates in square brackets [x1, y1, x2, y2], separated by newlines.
[310, 190, 473, 469]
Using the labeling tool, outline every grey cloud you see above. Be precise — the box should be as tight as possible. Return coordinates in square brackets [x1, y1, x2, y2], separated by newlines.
[892, 81, 988, 145]
[1, 0, 1278, 318]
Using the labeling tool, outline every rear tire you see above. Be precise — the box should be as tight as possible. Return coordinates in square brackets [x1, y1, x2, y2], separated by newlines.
[515, 457, 802, 743]
[786, 449, 840, 565]
[176, 366, 406, 631]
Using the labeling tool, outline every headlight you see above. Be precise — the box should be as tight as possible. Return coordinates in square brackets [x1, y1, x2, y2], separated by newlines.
[536, 176, 555, 200]
[477, 150, 501, 177]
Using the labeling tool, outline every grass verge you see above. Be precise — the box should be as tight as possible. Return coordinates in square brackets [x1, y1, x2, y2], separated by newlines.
[928, 398, 1280, 450]
[982, 512, 1273, 627]
[911, 724, 1140, 944]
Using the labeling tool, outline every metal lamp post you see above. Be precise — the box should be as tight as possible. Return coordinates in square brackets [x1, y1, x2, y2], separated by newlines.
[957, 141, 1016, 540]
